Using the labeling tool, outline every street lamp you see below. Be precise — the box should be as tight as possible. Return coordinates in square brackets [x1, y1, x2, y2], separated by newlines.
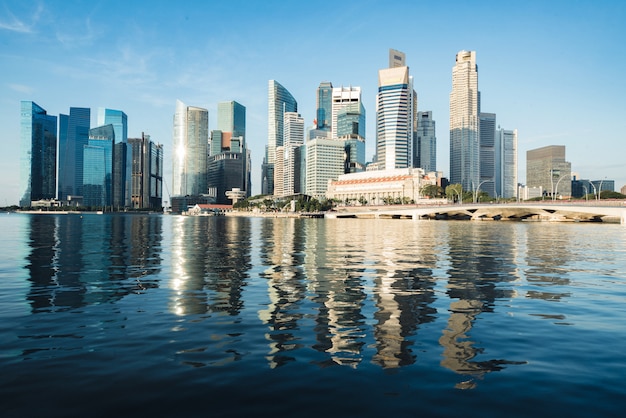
[589, 182, 598, 201]
[554, 173, 571, 201]
[472, 180, 492, 203]
[598, 176, 607, 201]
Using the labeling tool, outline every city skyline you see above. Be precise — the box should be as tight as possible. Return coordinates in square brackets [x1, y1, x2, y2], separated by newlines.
[2, 1, 625, 205]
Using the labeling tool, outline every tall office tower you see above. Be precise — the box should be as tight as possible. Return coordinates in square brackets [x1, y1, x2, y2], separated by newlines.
[83, 125, 114, 207]
[495, 128, 518, 199]
[207, 101, 249, 204]
[336, 101, 366, 173]
[172, 99, 209, 197]
[58, 107, 90, 204]
[97, 108, 129, 207]
[479, 112, 496, 197]
[449, 50, 480, 192]
[376, 49, 416, 170]
[128, 133, 163, 209]
[263, 80, 297, 195]
[19, 101, 57, 207]
[415, 111, 436, 173]
[527, 145, 571, 198]
[275, 112, 304, 196]
[305, 137, 345, 200]
[331, 86, 363, 139]
[316, 81, 333, 130]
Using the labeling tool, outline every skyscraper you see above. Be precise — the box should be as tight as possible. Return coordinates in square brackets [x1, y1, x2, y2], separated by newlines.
[128, 133, 163, 209]
[527, 145, 571, 198]
[376, 49, 416, 170]
[83, 124, 114, 207]
[207, 101, 250, 204]
[172, 99, 209, 197]
[276, 111, 304, 196]
[415, 111, 436, 173]
[331, 86, 363, 139]
[97, 108, 129, 207]
[479, 112, 496, 197]
[58, 107, 90, 204]
[19, 101, 57, 207]
[449, 50, 480, 192]
[495, 128, 518, 199]
[316, 81, 333, 131]
[264, 80, 297, 195]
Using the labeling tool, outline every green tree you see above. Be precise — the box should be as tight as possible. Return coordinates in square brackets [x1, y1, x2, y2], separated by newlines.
[445, 184, 463, 203]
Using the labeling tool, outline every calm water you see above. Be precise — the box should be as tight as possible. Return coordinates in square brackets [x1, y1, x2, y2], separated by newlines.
[1, 213, 625, 417]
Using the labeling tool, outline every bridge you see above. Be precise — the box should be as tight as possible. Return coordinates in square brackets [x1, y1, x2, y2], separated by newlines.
[325, 202, 626, 224]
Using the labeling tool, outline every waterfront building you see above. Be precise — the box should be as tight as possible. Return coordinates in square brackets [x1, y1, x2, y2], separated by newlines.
[526, 145, 571, 198]
[207, 101, 250, 204]
[305, 137, 345, 200]
[172, 99, 209, 197]
[590, 179, 614, 194]
[450, 50, 480, 192]
[58, 107, 90, 204]
[325, 168, 439, 205]
[415, 111, 436, 173]
[332, 86, 363, 139]
[274, 112, 304, 197]
[19, 101, 57, 207]
[128, 133, 163, 209]
[376, 49, 416, 170]
[263, 80, 297, 195]
[495, 128, 518, 199]
[97, 108, 129, 208]
[316, 81, 333, 131]
[83, 125, 114, 207]
[479, 112, 496, 197]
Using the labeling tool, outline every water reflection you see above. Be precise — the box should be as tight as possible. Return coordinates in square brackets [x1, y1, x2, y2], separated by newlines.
[25, 214, 162, 313]
[169, 216, 251, 316]
[439, 223, 523, 388]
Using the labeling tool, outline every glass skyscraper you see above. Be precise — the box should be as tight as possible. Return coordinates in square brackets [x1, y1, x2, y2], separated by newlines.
[172, 99, 209, 197]
[58, 107, 90, 204]
[83, 124, 114, 207]
[19, 101, 57, 207]
[415, 111, 436, 173]
[449, 50, 480, 192]
[129, 133, 163, 209]
[98, 108, 129, 208]
[376, 49, 415, 170]
[479, 112, 496, 197]
[316, 81, 333, 131]
[264, 80, 297, 195]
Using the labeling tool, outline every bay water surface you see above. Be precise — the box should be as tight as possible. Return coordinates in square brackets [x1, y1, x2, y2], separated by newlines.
[1, 213, 625, 417]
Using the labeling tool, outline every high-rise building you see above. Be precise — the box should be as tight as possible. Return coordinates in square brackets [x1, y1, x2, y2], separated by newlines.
[479, 112, 496, 197]
[376, 49, 416, 170]
[331, 86, 363, 139]
[274, 112, 304, 196]
[495, 128, 518, 199]
[97, 108, 129, 208]
[172, 99, 209, 197]
[264, 80, 297, 195]
[527, 145, 571, 198]
[19, 101, 57, 207]
[83, 124, 114, 207]
[415, 111, 436, 173]
[58, 107, 90, 204]
[128, 133, 163, 209]
[450, 50, 480, 192]
[207, 101, 249, 204]
[316, 81, 333, 131]
[305, 137, 345, 200]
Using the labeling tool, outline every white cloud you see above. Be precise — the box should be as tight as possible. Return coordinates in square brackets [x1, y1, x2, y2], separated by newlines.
[0, 3, 43, 34]
[8, 83, 34, 94]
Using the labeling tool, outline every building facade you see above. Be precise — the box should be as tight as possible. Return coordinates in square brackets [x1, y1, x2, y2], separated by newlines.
[58, 107, 90, 204]
[19, 101, 57, 207]
[376, 49, 415, 170]
[172, 99, 209, 197]
[129, 133, 163, 209]
[83, 125, 114, 207]
[449, 50, 480, 192]
[527, 145, 571, 198]
[275, 111, 304, 197]
[479, 112, 496, 197]
[264, 80, 297, 195]
[305, 137, 345, 200]
[495, 128, 518, 199]
[316, 81, 333, 131]
[415, 111, 436, 173]
[97, 108, 129, 207]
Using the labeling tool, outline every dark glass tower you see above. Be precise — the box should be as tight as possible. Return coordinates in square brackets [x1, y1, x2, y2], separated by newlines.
[58, 107, 90, 204]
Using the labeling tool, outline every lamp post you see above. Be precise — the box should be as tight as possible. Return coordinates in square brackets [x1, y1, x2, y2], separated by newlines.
[598, 177, 606, 201]
[554, 173, 571, 201]
[589, 182, 598, 201]
[583, 185, 588, 201]
[472, 180, 492, 203]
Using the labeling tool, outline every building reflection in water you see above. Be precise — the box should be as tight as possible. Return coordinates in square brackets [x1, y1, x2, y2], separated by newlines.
[169, 216, 251, 317]
[439, 223, 523, 389]
[26, 214, 162, 313]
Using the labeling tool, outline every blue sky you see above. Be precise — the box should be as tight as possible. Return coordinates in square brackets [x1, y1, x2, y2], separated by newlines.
[1, 0, 625, 205]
